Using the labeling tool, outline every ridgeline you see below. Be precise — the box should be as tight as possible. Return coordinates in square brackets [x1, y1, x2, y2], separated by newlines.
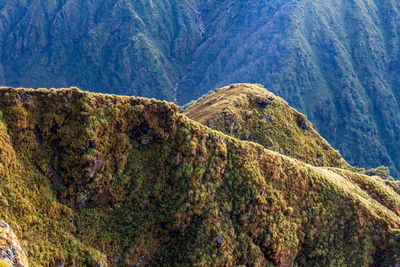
[0, 86, 400, 266]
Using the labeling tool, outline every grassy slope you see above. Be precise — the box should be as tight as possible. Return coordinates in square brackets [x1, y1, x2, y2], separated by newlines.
[178, 0, 400, 177]
[0, 87, 400, 266]
[183, 83, 350, 169]
[2, 0, 400, 178]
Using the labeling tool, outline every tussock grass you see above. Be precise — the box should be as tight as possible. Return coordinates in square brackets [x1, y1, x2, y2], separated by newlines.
[0, 86, 399, 265]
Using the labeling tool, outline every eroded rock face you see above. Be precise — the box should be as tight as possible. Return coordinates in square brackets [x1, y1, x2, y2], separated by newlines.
[0, 222, 28, 267]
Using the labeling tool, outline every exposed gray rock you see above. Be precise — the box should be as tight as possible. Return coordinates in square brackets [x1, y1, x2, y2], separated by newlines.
[0, 221, 28, 267]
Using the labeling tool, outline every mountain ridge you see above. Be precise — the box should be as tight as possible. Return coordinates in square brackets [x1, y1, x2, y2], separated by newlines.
[183, 83, 350, 169]
[1, 0, 400, 177]
[1, 86, 400, 265]
[177, 0, 400, 177]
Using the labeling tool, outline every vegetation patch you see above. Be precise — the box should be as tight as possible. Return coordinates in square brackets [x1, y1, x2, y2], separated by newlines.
[0, 87, 399, 266]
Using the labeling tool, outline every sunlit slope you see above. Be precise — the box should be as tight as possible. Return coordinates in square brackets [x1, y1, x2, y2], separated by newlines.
[2, 0, 400, 176]
[0, 87, 400, 265]
[183, 84, 349, 169]
[177, 0, 400, 178]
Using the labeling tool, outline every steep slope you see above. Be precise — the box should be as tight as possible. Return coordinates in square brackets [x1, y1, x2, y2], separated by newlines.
[178, 0, 400, 177]
[1, 0, 400, 178]
[0, 0, 202, 100]
[183, 83, 349, 169]
[1, 87, 400, 266]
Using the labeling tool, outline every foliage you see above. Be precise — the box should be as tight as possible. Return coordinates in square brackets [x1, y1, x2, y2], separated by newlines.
[184, 84, 350, 169]
[1, 0, 400, 177]
[0, 259, 10, 267]
[0, 87, 400, 266]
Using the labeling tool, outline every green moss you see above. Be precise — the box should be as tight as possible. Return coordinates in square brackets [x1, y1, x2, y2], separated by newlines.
[0, 87, 399, 266]
[183, 84, 350, 169]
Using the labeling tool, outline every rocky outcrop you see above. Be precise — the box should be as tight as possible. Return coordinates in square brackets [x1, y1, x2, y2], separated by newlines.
[364, 166, 392, 180]
[0, 222, 28, 267]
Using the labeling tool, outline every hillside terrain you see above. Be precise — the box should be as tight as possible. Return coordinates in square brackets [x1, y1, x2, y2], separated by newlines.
[0, 0, 202, 100]
[0, 87, 400, 266]
[183, 84, 350, 169]
[178, 0, 400, 178]
[1, 0, 400, 177]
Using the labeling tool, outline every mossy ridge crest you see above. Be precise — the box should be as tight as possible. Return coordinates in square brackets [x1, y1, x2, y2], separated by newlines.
[0, 87, 399, 265]
[183, 83, 350, 169]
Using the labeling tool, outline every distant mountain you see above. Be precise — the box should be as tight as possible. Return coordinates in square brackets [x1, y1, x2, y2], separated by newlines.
[0, 0, 202, 100]
[2, 86, 400, 266]
[1, 0, 400, 176]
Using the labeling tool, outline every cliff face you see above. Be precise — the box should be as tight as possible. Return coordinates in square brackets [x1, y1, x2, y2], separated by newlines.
[0, 87, 400, 266]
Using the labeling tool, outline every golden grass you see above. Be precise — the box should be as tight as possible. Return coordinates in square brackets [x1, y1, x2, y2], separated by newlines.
[184, 83, 350, 169]
[0, 259, 10, 267]
[0, 86, 399, 265]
